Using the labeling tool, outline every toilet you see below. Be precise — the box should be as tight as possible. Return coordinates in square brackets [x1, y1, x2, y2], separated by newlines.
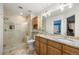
[27, 39, 35, 50]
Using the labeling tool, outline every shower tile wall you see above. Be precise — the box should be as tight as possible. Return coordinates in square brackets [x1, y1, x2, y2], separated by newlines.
[3, 15, 28, 54]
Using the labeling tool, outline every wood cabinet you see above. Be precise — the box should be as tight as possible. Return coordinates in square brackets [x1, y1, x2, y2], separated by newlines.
[47, 40, 62, 55]
[63, 52, 70, 55]
[48, 40, 62, 50]
[35, 36, 40, 54]
[35, 45, 40, 54]
[35, 36, 79, 55]
[63, 45, 79, 55]
[35, 39, 39, 47]
[40, 42, 47, 55]
[32, 16, 38, 29]
[39, 37, 47, 55]
[35, 36, 47, 55]
[47, 46, 61, 55]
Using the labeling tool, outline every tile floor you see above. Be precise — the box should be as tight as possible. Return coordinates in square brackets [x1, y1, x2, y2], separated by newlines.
[10, 48, 36, 55]
[3, 44, 36, 55]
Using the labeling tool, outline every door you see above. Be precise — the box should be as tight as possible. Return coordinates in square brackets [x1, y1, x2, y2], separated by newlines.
[47, 46, 61, 55]
[35, 36, 40, 54]
[40, 42, 47, 55]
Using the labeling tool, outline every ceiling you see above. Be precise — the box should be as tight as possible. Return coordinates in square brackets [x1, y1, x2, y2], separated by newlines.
[4, 3, 79, 17]
[4, 3, 59, 16]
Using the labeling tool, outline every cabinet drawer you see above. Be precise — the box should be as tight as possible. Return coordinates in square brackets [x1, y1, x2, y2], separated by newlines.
[48, 40, 62, 50]
[35, 36, 40, 41]
[40, 37, 47, 43]
[63, 45, 79, 55]
[47, 46, 61, 55]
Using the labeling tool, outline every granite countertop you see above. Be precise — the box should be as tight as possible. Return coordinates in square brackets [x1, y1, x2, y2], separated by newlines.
[36, 34, 79, 48]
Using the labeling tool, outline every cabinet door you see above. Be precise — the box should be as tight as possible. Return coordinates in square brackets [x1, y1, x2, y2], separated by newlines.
[47, 46, 61, 55]
[32, 16, 38, 29]
[63, 45, 79, 55]
[35, 46, 40, 54]
[48, 40, 62, 50]
[35, 36, 40, 54]
[40, 42, 47, 55]
[35, 40, 40, 54]
[35, 39, 40, 47]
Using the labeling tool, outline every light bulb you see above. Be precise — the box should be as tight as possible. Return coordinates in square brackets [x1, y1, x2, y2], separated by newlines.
[20, 12, 23, 15]
[60, 6, 64, 12]
[69, 4, 73, 8]
[59, 4, 64, 12]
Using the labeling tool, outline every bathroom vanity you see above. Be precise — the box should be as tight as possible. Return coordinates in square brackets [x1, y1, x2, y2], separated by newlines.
[35, 34, 79, 55]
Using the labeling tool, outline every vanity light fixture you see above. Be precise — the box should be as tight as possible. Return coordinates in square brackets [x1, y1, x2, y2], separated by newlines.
[59, 3, 73, 11]
[59, 3, 66, 12]
[42, 10, 52, 18]
[42, 3, 73, 17]
[60, 6, 64, 12]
